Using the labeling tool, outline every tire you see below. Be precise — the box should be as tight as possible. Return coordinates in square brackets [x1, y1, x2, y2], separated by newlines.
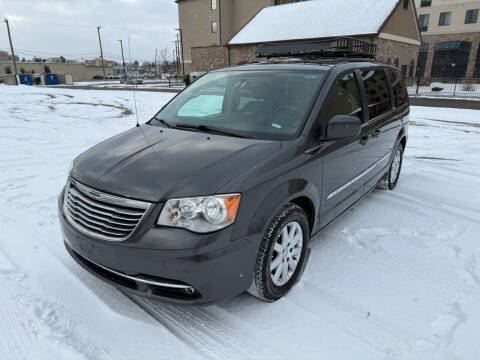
[247, 203, 309, 301]
[388, 143, 404, 190]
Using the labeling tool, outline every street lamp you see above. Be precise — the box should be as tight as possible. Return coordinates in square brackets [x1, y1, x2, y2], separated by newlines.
[175, 28, 185, 79]
[118, 40, 127, 83]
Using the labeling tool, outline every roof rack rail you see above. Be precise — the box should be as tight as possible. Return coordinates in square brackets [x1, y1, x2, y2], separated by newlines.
[256, 37, 376, 59]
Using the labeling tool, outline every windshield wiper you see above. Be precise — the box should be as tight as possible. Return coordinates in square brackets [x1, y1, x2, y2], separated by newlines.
[154, 118, 175, 128]
[174, 123, 249, 138]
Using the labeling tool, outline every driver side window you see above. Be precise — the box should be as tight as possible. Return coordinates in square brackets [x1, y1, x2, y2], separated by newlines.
[322, 72, 362, 126]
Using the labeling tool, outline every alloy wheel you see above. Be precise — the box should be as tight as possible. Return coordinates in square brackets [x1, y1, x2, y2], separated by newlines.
[390, 148, 402, 184]
[270, 221, 303, 287]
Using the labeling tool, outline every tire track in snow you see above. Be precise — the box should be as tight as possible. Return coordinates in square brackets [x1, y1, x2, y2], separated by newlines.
[128, 295, 277, 360]
[0, 296, 38, 360]
[286, 281, 415, 357]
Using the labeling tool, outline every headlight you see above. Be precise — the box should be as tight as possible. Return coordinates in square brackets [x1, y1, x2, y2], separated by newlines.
[158, 194, 241, 233]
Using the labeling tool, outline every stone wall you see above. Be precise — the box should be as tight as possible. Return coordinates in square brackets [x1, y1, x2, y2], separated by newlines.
[420, 32, 480, 78]
[191, 37, 420, 78]
[371, 37, 420, 78]
[229, 44, 259, 66]
[190, 46, 229, 72]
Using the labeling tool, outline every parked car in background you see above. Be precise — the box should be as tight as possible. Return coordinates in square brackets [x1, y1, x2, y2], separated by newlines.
[59, 39, 409, 304]
[120, 77, 143, 85]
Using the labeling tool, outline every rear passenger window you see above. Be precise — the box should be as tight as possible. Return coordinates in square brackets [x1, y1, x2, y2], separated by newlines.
[322, 72, 362, 123]
[388, 68, 408, 107]
[361, 70, 391, 119]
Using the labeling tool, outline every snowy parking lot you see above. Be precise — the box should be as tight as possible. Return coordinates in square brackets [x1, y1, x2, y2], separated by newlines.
[1, 85, 480, 360]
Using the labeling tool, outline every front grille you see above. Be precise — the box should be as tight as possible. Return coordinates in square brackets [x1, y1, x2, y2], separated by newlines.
[64, 179, 151, 241]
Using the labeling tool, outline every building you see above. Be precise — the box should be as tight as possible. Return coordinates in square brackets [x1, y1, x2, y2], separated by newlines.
[0, 51, 9, 61]
[84, 57, 117, 67]
[177, 0, 309, 74]
[416, 0, 480, 78]
[0, 60, 113, 81]
[178, 0, 421, 78]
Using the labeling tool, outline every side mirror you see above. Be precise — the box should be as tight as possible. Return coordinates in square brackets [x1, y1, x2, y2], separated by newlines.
[326, 115, 362, 140]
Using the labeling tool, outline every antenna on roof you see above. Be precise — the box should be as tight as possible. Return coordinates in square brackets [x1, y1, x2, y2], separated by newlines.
[127, 36, 140, 128]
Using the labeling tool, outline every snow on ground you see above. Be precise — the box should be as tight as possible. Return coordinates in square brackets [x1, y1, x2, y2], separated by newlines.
[1, 84, 480, 360]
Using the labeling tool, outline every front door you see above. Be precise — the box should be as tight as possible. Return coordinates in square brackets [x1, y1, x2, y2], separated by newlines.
[319, 71, 373, 227]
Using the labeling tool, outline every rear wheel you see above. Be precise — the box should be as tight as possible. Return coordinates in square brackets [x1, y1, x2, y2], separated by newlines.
[247, 203, 309, 301]
[388, 143, 404, 190]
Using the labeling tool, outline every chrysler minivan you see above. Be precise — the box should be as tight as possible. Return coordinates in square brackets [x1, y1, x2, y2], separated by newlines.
[59, 40, 408, 303]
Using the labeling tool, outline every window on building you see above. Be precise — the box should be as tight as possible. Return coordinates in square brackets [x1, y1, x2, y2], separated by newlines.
[401, 65, 408, 80]
[420, 0, 431, 7]
[322, 72, 362, 123]
[211, 0, 217, 10]
[438, 12, 451, 26]
[431, 41, 471, 78]
[360, 70, 392, 119]
[419, 14, 430, 32]
[473, 46, 480, 78]
[403, 0, 409, 9]
[394, 58, 399, 68]
[416, 43, 429, 77]
[388, 68, 408, 107]
[465, 9, 479, 24]
[211, 21, 217, 33]
[409, 59, 415, 77]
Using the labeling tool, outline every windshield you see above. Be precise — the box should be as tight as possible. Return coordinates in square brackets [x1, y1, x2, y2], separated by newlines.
[150, 70, 325, 140]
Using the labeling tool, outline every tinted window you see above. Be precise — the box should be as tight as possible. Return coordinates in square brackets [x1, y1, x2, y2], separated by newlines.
[322, 72, 362, 124]
[388, 68, 408, 107]
[361, 70, 391, 119]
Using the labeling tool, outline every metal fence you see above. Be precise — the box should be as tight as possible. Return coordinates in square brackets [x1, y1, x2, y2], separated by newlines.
[406, 77, 480, 97]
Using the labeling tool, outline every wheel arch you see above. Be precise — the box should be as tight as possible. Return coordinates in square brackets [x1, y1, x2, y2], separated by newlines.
[245, 178, 320, 237]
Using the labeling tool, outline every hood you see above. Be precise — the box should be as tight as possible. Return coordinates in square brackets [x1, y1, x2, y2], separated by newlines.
[72, 125, 281, 202]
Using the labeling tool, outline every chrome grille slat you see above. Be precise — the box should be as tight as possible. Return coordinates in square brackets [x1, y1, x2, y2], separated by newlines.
[67, 197, 139, 226]
[69, 187, 145, 217]
[64, 179, 151, 241]
[68, 213, 128, 237]
[67, 204, 136, 232]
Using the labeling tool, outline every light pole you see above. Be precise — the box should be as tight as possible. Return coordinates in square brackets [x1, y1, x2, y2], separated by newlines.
[97, 26, 106, 81]
[118, 40, 127, 83]
[175, 28, 185, 79]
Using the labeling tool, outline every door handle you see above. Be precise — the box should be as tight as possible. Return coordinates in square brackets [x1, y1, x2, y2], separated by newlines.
[359, 136, 369, 145]
[371, 129, 381, 138]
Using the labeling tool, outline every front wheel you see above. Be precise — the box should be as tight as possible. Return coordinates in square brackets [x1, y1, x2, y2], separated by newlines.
[247, 203, 309, 301]
[388, 143, 404, 190]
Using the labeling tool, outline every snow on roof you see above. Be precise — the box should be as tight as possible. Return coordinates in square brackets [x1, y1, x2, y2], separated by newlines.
[228, 0, 399, 45]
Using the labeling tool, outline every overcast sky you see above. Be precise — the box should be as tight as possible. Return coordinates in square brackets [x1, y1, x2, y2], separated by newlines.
[0, 0, 179, 63]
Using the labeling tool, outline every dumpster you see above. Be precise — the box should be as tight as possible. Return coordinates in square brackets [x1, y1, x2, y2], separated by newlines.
[3, 74, 17, 85]
[17, 74, 33, 86]
[44, 73, 59, 85]
[57, 74, 73, 85]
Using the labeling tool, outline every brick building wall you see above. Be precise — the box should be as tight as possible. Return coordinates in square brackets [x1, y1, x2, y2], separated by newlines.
[419, 32, 480, 78]
[190, 46, 229, 72]
[190, 37, 419, 78]
[371, 37, 420, 77]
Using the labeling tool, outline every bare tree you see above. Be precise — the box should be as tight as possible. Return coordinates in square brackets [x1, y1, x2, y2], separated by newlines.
[158, 48, 168, 73]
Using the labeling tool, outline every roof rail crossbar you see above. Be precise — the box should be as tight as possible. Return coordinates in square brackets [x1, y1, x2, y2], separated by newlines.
[256, 37, 376, 59]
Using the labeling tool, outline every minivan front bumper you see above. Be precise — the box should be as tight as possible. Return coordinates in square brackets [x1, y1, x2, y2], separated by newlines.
[58, 191, 260, 304]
